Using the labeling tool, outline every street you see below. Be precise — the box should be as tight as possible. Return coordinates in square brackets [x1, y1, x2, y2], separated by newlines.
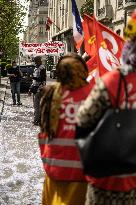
[0, 75, 56, 205]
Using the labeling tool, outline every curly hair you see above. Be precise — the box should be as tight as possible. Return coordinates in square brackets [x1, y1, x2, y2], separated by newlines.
[56, 53, 88, 86]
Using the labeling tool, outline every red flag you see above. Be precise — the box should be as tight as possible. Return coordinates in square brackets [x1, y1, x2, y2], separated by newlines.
[46, 17, 53, 31]
[86, 55, 98, 89]
[82, 16, 96, 56]
[83, 14, 125, 76]
[86, 55, 97, 73]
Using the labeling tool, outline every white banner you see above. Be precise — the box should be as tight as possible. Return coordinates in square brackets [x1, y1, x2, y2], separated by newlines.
[20, 41, 65, 57]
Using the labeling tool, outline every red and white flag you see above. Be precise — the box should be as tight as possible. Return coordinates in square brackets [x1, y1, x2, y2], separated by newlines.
[45, 17, 53, 31]
[83, 14, 125, 76]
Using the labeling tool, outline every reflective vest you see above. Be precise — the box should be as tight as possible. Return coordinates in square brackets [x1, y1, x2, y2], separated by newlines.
[38, 83, 92, 181]
[89, 69, 136, 191]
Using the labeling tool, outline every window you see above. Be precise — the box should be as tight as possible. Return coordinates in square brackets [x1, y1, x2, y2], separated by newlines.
[97, 0, 100, 9]
[118, 0, 123, 8]
[66, 0, 68, 13]
[39, 0, 48, 6]
[61, 3, 65, 16]
[39, 17, 44, 24]
[39, 27, 43, 33]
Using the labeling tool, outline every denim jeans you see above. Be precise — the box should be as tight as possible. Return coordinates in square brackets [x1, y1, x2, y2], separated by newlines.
[10, 81, 21, 104]
[33, 91, 41, 122]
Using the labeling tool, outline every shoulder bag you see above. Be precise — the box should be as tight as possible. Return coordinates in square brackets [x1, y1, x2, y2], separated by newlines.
[76, 70, 136, 178]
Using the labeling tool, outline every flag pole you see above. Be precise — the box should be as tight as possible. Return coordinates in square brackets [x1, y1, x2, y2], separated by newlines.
[51, 21, 60, 31]
[46, 17, 60, 31]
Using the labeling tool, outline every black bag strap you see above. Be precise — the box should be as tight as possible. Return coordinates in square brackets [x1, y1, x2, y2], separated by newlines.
[116, 69, 128, 109]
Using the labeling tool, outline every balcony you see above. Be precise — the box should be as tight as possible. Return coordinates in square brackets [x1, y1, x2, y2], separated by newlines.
[37, 6, 48, 15]
[39, 32, 44, 37]
[32, 2, 39, 9]
[39, 21, 45, 24]
[124, 0, 136, 7]
[97, 5, 113, 21]
[118, 0, 123, 8]
[39, 32, 47, 37]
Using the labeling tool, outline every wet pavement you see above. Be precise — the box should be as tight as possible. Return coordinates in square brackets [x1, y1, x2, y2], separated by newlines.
[0, 75, 56, 205]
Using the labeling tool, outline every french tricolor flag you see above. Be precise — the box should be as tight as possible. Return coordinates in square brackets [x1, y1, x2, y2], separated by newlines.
[71, 0, 84, 50]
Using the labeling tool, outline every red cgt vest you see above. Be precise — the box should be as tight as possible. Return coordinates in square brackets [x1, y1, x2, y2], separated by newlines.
[88, 69, 136, 191]
[38, 83, 92, 181]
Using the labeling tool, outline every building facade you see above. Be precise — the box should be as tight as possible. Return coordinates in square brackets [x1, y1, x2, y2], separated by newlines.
[94, 0, 136, 36]
[28, 0, 49, 43]
[23, 26, 29, 43]
[48, 0, 85, 53]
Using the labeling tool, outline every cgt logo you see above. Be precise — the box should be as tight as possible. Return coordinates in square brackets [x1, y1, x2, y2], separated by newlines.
[60, 102, 80, 124]
[99, 31, 121, 71]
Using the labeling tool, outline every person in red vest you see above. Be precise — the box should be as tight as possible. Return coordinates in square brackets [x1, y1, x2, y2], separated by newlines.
[38, 53, 92, 205]
[76, 10, 136, 205]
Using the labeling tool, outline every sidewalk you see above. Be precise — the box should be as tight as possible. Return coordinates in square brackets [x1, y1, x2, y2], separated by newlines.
[0, 77, 8, 120]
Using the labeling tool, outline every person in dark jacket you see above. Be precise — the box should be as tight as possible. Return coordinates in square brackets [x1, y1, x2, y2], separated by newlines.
[29, 56, 46, 125]
[7, 61, 22, 106]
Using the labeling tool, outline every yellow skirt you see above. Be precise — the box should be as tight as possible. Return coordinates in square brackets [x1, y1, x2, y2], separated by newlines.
[42, 175, 87, 205]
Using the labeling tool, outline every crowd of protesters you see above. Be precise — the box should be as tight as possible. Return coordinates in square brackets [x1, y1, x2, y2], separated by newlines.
[2, 9, 136, 205]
